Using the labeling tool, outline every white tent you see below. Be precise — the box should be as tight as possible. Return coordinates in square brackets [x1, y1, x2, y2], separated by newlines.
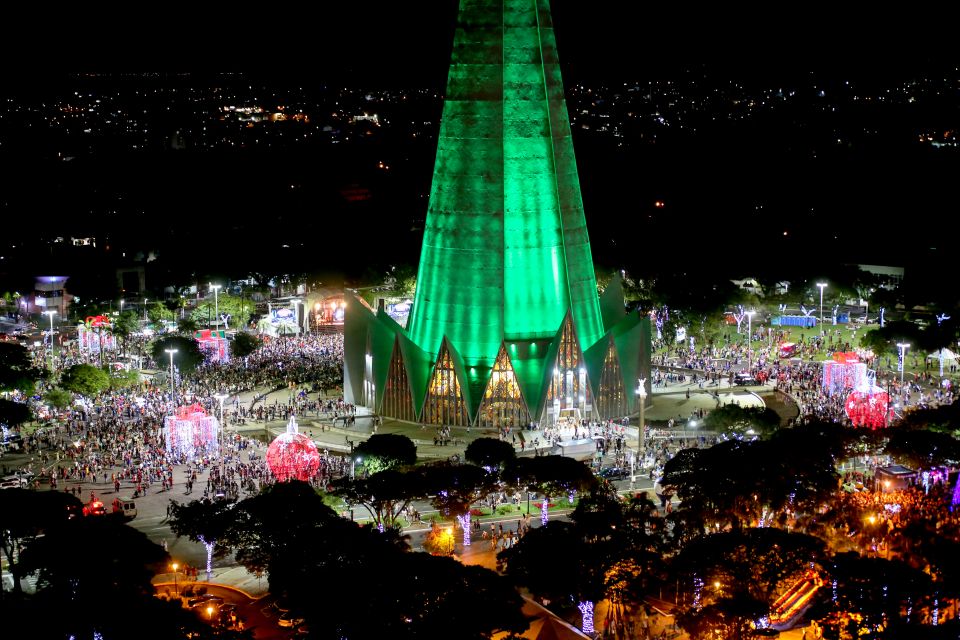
[926, 348, 958, 362]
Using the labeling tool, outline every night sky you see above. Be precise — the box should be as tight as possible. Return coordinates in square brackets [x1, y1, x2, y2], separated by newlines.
[2, 1, 959, 298]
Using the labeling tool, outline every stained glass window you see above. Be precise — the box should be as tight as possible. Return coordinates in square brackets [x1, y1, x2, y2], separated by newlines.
[478, 344, 531, 429]
[543, 315, 594, 425]
[422, 341, 470, 426]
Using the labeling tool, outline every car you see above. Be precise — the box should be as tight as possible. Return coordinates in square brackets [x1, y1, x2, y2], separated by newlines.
[188, 595, 223, 608]
[734, 372, 757, 386]
[278, 612, 305, 628]
[597, 467, 629, 481]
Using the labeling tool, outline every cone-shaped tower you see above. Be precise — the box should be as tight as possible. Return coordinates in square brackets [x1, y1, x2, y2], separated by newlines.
[344, 0, 650, 427]
[406, 0, 604, 365]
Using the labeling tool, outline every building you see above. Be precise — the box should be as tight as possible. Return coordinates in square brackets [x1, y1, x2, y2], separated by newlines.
[344, 0, 651, 427]
[26, 276, 73, 316]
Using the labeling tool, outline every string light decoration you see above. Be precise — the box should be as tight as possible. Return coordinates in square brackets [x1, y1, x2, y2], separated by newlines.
[266, 416, 320, 482]
[845, 383, 890, 429]
[194, 329, 230, 363]
[77, 315, 117, 355]
[577, 601, 595, 634]
[164, 403, 220, 458]
[822, 352, 867, 396]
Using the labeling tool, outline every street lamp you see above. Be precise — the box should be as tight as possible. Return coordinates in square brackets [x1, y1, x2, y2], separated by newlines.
[634, 378, 647, 483]
[43, 310, 56, 371]
[816, 282, 828, 322]
[143, 297, 149, 322]
[119, 298, 124, 315]
[745, 310, 756, 369]
[171, 561, 179, 596]
[209, 284, 222, 331]
[165, 348, 178, 405]
[896, 342, 910, 385]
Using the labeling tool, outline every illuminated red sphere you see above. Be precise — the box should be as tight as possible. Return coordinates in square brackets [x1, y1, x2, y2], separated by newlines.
[845, 386, 890, 429]
[266, 431, 320, 482]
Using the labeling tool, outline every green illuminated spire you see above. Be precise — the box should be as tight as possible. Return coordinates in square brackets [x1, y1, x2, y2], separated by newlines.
[407, 0, 604, 366]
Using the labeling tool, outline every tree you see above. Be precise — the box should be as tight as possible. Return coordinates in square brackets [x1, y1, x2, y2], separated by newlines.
[191, 292, 254, 330]
[512, 455, 597, 525]
[0, 398, 31, 428]
[703, 404, 780, 438]
[42, 387, 72, 410]
[671, 528, 826, 640]
[150, 335, 205, 374]
[176, 317, 199, 335]
[231, 331, 262, 358]
[0, 489, 81, 595]
[885, 428, 960, 471]
[109, 368, 141, 390]
[464, 437, 516, 473]
[111, 310, 140, 356]
[422, 522, 456, 556]
[422, 463, 495, 546]
[217, 481, 338, 592]
[16, 515, 220, 639]
[824, 552, 933, 638]
[0, 342, 43, 393]
[354, 433, 417, 474]
[168, 498, 238, 581]
[332, 469, 427, 531]
[59, 363, 111, 397]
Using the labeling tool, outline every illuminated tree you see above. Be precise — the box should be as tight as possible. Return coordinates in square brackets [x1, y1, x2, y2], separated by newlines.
[464, 437, 516, 473]
[353, 433, 417, 475]
[422, 463, 495, 546]
[512, 455, 596, 525]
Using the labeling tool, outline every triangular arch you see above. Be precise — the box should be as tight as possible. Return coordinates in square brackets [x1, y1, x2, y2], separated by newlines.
[477, 343, 532, 430]
[596, 336, 628, 420]
[381, 336, 417, 423]
[421, 338, 470, 427]
[541, 312, 596, 426]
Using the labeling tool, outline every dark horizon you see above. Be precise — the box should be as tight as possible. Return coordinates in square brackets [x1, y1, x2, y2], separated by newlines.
[1, 1, 959, 304]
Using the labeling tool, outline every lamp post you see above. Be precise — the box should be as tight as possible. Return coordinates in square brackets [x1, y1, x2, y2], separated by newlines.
[214, 393, 228, 473]
[143, 297, 149, 322]
[171, 561, 179, 596]
[634, 378, 647, 483]
[119, 298, 124, 315]
[209, 284, 222, 331]
[43, 310, 56, 371]
[165, 348, 178, 406]
[816, 282, 827, 323]
[745, 310, 756, 370]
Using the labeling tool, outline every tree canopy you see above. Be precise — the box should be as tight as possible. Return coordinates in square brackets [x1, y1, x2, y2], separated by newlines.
[354, 433, 417, 474]
[150, 335, 205, 373]
[231, 331, 262, 358]
[0, 341, 43, 393]
[59, 363, 111, 397]
[464, 436, 516, 472]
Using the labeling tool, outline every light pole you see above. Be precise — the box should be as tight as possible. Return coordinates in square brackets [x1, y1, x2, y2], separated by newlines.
[745, 310, 756, 370]
[209, 284, 222, 331]
[119, 298, 124, 315]
[43, 310, 56, 371]
[896, 343, 910, 386]
[171, 561, 179, 596]
[143, 297, 149, 322]
[214, 393, 228, 472]
[634, 378, 647, 483]
[816, 283, 827, 323]
[165, 348, 178, 406]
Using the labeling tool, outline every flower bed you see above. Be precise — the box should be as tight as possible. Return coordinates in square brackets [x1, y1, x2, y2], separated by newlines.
[533, 502, 556, 509]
